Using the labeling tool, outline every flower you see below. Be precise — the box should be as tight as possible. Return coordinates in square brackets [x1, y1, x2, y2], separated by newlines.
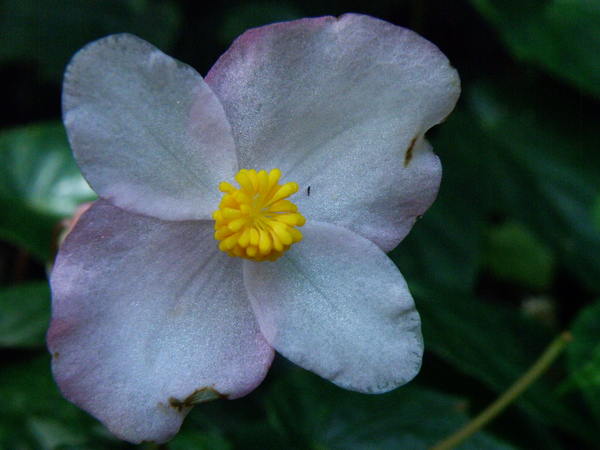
[48, 14, 460, 443]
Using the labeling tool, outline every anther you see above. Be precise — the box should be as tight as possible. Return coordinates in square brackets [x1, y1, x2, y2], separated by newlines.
[213, 169, 305, 261]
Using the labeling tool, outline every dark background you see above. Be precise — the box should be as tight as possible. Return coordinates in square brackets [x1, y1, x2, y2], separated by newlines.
[1, 0, 599, 448]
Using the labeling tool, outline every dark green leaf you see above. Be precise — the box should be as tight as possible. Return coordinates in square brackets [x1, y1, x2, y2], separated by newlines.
[592, 195, 600, 231]
[168, 429, 232, 450]
[417, 287, 594, 442]
[388, 75, 597, 440]
[218, 2, 303, 46]
[482, 221, 555, 290]
[0, 356, 124, 449]
[567, 299, 600, 422]
[0, 0, 181, 82]
[0, 122, 96, 260]
[390, 116, 486, 292]
[262, 368, 513, 449]
[431, 80, 600, 293]
[0, 282, 50, 347]
[470, 81, 600, 292]
[390, 186, 483, 292]
[470, 0, 600, 97]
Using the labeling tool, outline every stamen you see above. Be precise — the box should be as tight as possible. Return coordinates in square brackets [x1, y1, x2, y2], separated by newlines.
[213, 169, 305, 261]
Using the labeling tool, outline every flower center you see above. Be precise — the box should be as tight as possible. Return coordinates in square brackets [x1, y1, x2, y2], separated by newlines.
[213, 169, 305, 261]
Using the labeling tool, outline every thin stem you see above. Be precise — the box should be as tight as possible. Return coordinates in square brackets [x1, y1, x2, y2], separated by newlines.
[430, 331, 572, 450]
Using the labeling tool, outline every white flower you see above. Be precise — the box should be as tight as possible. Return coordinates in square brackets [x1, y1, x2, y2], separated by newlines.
[48, 14, 460, 443]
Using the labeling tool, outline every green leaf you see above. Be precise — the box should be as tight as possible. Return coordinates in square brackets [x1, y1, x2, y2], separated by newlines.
[28, 416, 88, 449]
[432, 80, 600, 293]
[261, 368, 514, 449]
[390, 187, 483, 292]
[0, 0, 181, 82]
[0, 282, 50, 348]
[470, 0, 600, 97]
[417, 287, 595, 442]
[592, 195, 600, 231]
[169, 430, 232, 450]
[391, 75, 597, 440]
[483, 221, 556, 290]
[567, 299, 600, 422]
[0, 356, 122, 449]
[218, 2, 303, 46]
[390, 117, 486, 292]
[0, 122, 96, 260]
[471, 81, 600, 292]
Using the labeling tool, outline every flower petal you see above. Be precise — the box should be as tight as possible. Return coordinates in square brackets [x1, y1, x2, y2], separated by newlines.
[206, 14, 459, 251]
[48, 201, 273, 443]
[63, 34, 237, 221]
[243, 221, 423, 393]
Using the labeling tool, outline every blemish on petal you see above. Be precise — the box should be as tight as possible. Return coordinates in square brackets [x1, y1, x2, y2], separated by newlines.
[168, 387, 226, 412]
[404, 136, 418, 168]
[52, 352, 60, 359]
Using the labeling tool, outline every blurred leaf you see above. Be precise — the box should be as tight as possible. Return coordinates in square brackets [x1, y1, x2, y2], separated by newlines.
[168, 429, 232, 450]
[218, 2, 303, 45]
[391, 125, 486, 292]
[592, 195, 600, 231]
[470, 0, 600, 97]
[391, 75, 597, 441]
[417, 287, 595, 442]
[567, 299, 600, 422]
[431, 80, 600, 293]
[483, 221, 555, 290]
[0, 0, 181, 82]
[261, 368, 513, 449]
[0, 122, 96, 260]
[391, 186, 483, 292]
[0, 356, 122, 449]
[0, 282, 50, 347]
[28, 416, 86, 449]
[469, 81, 600, 292]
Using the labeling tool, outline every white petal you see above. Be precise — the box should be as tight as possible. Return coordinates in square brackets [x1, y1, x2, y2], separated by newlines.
[206, 14, 458, 250]
[63, 34, 238, 221]
[48, 201, 273, 443]
[243, 221, 423, 393]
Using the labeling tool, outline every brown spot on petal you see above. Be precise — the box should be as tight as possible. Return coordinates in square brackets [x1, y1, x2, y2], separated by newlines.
[404, 136, 418, 168]
[168, 387, 226, 412]
[52, 352, 60, 359]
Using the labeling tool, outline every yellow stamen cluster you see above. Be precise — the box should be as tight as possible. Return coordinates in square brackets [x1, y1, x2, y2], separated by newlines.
[213, 169, 305, 261]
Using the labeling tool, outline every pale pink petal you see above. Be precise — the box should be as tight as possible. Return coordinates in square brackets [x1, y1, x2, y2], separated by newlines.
[243, 221, 422, 393]
[48, 201, 273, 443]
[63, 34, 238, 221]
[206, 14, 459, 250]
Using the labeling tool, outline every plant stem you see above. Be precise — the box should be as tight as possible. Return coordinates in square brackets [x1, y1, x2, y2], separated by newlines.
[430, 331, 572, 450]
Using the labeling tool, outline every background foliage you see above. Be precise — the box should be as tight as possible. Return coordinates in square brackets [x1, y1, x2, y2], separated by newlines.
[1, 0, 599, 448]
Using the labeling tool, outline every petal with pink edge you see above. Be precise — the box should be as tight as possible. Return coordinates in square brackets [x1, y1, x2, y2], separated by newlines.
[207, 14, 459, 251]
[48, 201, 273, 443]
[243, 221, 423, 394]
[63, 34, 238, 221]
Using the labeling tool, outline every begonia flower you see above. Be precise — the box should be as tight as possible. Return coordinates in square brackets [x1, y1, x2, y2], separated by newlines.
[48, 14, 460, 443]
